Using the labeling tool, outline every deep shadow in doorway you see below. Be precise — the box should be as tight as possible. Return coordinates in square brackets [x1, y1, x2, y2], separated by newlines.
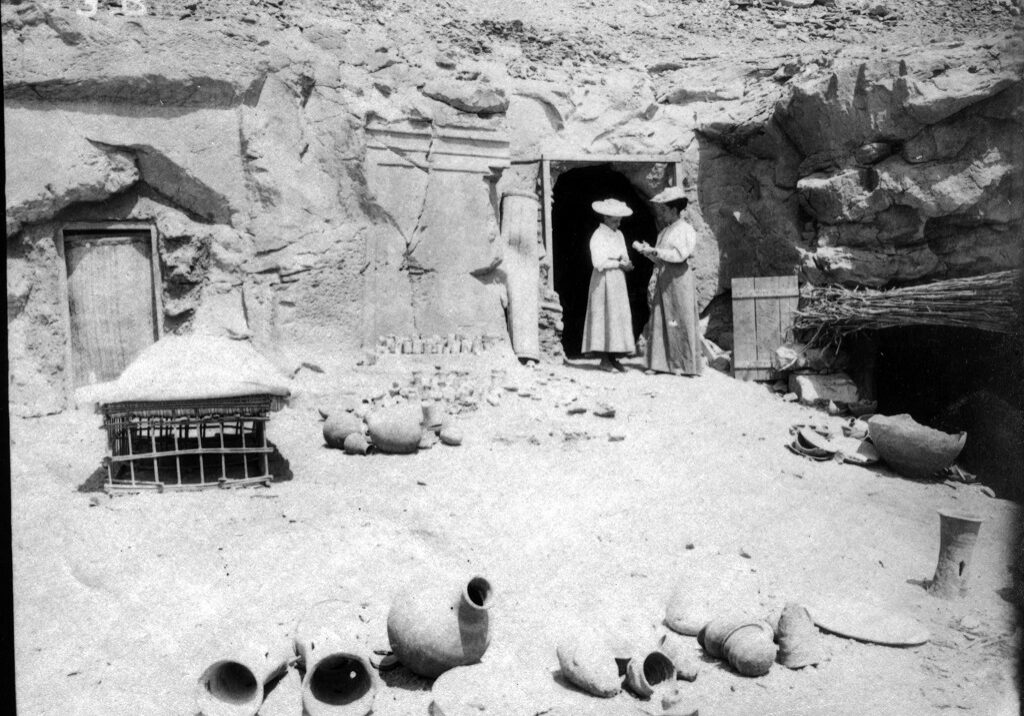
[552, 165, 657, 358]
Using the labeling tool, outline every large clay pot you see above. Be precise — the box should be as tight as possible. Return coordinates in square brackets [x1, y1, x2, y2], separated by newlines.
[722, 621, 776, 677]
[387, 576, 494, 678]
[697, 617, 745, 659]
[324, 413, 364, 449]
[367, 406, 423, 454]
[194, 641, 292, 716]
[294, 601, 378, 716]
[867, 414, 966, 479]
[555, 633, 620, 698]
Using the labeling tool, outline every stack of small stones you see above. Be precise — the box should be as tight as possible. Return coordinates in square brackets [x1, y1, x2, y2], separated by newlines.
[376, 333, 503, 355]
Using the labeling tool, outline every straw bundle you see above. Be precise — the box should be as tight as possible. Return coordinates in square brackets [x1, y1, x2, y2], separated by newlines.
[793, 270, 1022, 336]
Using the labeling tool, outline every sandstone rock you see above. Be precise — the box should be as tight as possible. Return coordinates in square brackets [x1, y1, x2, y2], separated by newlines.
[421, 79, 510, 114]
[789, 372, 860, 406]
[797, 169, 891, 224]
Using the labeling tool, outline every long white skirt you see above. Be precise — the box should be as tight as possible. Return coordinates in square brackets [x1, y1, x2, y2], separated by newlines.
[582, 268, 635, 355]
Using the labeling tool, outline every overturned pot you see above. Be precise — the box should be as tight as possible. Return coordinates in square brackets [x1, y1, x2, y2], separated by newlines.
[387, 576, 495, 678]
[194, 641, 293, 716]
[294, 601, 378, 716]
[624, 650, 676, 698]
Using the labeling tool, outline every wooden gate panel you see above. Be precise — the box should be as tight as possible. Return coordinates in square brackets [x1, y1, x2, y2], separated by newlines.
[731, 275, 798, 382]
[65, 233, 158, 387]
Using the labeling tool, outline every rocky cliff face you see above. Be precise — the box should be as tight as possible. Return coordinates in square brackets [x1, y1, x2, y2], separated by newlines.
[5, 0, 1023, 415]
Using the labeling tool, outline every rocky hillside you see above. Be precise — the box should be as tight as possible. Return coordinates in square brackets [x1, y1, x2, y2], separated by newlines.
[4, 0, 1023, 415]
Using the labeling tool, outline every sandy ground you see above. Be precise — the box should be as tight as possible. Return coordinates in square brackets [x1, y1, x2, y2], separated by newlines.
[9, 356, 1021, 715]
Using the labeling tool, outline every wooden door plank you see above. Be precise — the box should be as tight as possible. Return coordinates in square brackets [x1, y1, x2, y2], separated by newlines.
[731, 277, 757, 379]
[66, 234, 156, 386]
[754, 276, 782, 373]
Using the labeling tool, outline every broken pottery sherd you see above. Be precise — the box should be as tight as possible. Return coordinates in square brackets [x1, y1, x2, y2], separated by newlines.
[722, 621, 777, 677]
[625, 650, 676, 698]
[555, 634, 621, 698]
[776, 603, 825, 669]
[867, 414, 966, 479]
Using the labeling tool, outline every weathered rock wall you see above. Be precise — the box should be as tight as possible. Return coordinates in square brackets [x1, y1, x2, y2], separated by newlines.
[697, 35, 1024, 290]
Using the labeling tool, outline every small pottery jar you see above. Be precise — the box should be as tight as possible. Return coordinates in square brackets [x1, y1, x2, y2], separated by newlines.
[343, 433, 370, 455]
[387, 576, 494, 678]
[624, 651, 676, 698]
[776, 603, 824, 669]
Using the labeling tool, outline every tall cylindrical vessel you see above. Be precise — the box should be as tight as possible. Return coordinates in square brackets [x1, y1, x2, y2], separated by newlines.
[387, 576, 494, 678]
[928, 510, 985, 599]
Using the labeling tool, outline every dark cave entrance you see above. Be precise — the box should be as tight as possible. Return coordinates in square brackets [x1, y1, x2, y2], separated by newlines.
[552, 165, 657, 358]
[853, 326, 1024, 499]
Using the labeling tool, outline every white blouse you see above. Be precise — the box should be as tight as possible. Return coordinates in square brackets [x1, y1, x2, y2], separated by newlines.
[654, 218, 697, 263]
[589, 223, 629, 272]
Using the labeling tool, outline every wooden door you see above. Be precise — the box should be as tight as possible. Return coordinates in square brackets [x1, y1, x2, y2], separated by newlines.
[63, 230, 159, 387]
[731, 275, 799, 381]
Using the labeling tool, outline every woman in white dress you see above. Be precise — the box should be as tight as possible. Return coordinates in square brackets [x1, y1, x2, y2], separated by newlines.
[635, 186, 702, 376]
[582, 198, 636, 372]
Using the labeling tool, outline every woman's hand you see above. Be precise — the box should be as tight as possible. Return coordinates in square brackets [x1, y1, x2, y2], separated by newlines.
[619, 258, 634, 272]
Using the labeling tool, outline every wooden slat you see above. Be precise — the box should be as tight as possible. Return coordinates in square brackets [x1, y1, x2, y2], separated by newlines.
[65, 233, 157, 386]
[731, 278, 757, 380]
[779, 276, 799, 345]
[733, 286, 798, 299]
[754, 276, 783, 370]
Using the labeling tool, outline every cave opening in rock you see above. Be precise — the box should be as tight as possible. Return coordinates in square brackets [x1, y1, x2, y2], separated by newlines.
[860, 326, 1024, 500]
[551, 164, 657, 358]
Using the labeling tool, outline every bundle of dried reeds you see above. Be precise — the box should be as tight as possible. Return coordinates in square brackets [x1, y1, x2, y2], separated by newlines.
[793, 270, 1022, 335]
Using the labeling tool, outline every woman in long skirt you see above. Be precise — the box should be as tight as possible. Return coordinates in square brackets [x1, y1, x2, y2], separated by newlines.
[582, 198, 635, 372]
[635, 187, 702, 376]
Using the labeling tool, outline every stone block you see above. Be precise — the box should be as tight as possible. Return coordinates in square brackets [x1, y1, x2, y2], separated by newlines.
[789, 372, 860, 406]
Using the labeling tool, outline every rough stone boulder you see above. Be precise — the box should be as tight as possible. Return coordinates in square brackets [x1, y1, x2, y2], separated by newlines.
[421, 79, 509, 115]
[5, 107, 139, 236]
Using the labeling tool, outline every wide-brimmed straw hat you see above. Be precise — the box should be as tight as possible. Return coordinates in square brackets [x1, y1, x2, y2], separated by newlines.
[650, 186, 690, 204]
[591, 198, 633, 217]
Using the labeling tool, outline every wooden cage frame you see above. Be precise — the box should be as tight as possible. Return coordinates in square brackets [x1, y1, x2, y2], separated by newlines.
[101, 395, 281, 492]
